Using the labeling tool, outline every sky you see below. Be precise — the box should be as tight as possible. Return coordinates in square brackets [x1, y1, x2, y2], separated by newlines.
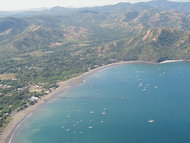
[0, 0, 190, 11]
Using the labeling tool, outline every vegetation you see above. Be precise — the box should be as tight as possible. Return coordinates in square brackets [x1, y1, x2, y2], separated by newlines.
[1, 0, 190, 128]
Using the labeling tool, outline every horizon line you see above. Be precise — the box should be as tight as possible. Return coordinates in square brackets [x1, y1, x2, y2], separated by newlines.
[0, 0, 189, 13]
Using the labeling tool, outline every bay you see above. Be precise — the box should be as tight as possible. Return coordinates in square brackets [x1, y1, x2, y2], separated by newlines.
[12, 62, 190, 143]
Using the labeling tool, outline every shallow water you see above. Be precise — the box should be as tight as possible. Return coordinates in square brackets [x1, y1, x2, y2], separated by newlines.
[12, 62, 190, 143]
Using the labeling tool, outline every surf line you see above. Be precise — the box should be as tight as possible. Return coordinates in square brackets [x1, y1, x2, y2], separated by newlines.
[8, 112, 33, 143]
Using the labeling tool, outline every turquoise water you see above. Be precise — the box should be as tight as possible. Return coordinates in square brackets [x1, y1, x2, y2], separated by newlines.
[12, 62, 190, 143]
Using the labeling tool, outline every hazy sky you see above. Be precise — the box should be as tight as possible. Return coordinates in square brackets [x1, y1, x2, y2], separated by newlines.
[0, 0, 190, 11]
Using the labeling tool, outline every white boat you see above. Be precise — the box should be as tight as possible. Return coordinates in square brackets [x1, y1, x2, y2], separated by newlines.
[66, 129, 71, 132]
[90, 111, 94, 114]
[139, 83, 143, 86]
[102, 111, 106, 115]
[88, 126, 93, 129]
[142, 89, 146, 92]
[73, 124, 77, 126]
[148, 120, 155, 123]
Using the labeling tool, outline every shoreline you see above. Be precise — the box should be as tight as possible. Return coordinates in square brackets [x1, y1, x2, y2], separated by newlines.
[0, 60, 187, 143]
[159, 59, 188, 64]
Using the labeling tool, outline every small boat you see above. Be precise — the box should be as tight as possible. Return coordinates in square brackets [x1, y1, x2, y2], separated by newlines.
[73, 124, 77, 126]
[88, 126, 93, 129]
[148, 120, 155, 123]
[90, 111, 94, 114]
[66, 129, 71, 132]
[139, 82, 143, 86]
[142, 89, 146, 92]
[120, 97, 126, 100]
[102, 111, 106, 115]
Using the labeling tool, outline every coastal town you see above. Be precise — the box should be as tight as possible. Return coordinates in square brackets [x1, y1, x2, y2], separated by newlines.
[0, 62, 100, 132]
[0, 74, 56, 130]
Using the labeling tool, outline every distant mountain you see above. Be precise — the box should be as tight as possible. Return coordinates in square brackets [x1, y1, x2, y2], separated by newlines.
[0, 0, 190, 62]
[0, 11, 11, 17]
[1, 0, 190, 17]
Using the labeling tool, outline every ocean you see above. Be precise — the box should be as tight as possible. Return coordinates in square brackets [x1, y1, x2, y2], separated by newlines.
[12, 62, 190, 143]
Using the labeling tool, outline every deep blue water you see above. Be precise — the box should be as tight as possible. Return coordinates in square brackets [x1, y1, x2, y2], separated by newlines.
[12, 62, 190, 143]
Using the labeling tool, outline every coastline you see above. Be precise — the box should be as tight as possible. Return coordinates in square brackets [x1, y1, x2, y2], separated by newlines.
[0, 60, 185, 143]
[159, 60, 186, 64]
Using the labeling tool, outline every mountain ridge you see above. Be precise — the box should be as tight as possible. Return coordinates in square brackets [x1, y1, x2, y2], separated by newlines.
[1, 0, 190, 17]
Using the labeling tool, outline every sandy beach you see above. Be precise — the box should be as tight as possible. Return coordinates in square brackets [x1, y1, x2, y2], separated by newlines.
[0, 60, 178, 143]
[159, 60, 183, 64]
